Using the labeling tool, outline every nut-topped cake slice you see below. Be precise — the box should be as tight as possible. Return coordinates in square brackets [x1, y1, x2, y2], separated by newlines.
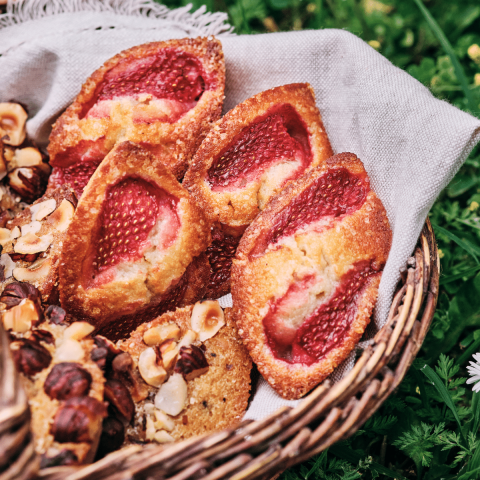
[0, 185, 77, 304]
[116, 300, 252, 444]
[1, 283, 106, 466]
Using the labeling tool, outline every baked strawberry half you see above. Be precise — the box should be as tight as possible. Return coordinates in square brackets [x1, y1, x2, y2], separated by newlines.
[184, 83, 333, 298]
[48, 37, 225, 197]
[231, 153, 392, 399]
[59, 142, 211, 340]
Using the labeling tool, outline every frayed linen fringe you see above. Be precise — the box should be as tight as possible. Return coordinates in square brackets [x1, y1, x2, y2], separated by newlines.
[0, 0, 232, 35]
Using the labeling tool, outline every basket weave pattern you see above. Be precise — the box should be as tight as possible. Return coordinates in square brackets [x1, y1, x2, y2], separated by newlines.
[0, 220, 439, 480]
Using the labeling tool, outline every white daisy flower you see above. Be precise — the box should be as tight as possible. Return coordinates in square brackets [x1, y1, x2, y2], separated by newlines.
[466, 353, 480, 392]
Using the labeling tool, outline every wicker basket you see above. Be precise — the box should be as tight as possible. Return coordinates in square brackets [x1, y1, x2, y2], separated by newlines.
[0, 219, 439, 480]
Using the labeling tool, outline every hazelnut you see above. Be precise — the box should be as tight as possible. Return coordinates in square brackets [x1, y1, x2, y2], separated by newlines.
[177, 329, 198, 350]
[14, 232, 53, 254]
[0, 253, 16, 279]
[63, 322, 95, 341]
[138, 347, 167, 387]
[104, 378, 134, 424]
[44, 363, 93, 400]
[153, 430, 175, 444]
[143, 323, 181, 346]
[110, 351, 149, 403]
[0, 103, 28, 146]
[51, 396, 107, 443]
[154, 409, 175, 432]
[45, 304, 67, 324]
[46, 199, 75, 232]
[30, 329, 55, 345]
[55, 338, 84, 362]
[8, 166, 50, 203]
[30, 199, 56, 221]
[2, 298, 41, 333]
[154, 373, 187, 416]
[158, 339, 178, 371]
[0, 227, 12, 246]
[13, 256, 54, 283]
[0, 281, 41, 308]
[20, 220, 41, 236]
[9, 147, 43, 170]
[91, 335, 121, 370]
[190, 300, 225, 342]
[174, 345, 209, 382]
[145, 415, 156, 441]
[10, 338, 52, 377]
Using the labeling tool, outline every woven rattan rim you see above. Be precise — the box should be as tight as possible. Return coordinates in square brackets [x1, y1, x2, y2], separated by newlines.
[0, 219, 439, 480]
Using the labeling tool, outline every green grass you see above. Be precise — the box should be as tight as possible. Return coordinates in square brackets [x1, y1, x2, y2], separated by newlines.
[168, 0, 480, 477]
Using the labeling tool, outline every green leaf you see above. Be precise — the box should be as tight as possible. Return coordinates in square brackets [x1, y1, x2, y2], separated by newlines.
[420, 365, 467, 444]
[440, 265, 480, 285]
[408, 57, 436, 85]
[432, 223, 480, 263]
[329, 444, 409, 480]
[448, 174, 479, 197]
[411, 0, 479, 115]
[457, 335, 480, 366]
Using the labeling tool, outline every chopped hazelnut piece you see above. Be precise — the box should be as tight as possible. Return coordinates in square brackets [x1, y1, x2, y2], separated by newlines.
[2, 298, 40, 333]
[30, 199, 56, 221]
[13, 257, 53, 283]
[190, 300, 225, 342]
[138, 347, 167, 387]
[177, 330, 198, 350]
[56, 339, 85, 362]
[0, 103, 28, 146]
[14, 232, 53, 254]
[154, 409, 175, 431]
[143, 323, 181, 346]
[11, 147, 43, 169]
[153, 430, 174, 444]
[154, 373, 187, 416]
[46, 199, 75, 232]
[63, 322, 95, 340]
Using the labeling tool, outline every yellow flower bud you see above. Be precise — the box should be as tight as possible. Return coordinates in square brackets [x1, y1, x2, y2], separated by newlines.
[468, 44, 480, 64]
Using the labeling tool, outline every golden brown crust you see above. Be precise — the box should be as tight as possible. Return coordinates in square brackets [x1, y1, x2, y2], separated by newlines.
[59, 141, 211, 336]
[48, 37, 225, 181]
[231, 153, 392, 399]
[118, 305, 252, 441]
[183, 83, 333, 228]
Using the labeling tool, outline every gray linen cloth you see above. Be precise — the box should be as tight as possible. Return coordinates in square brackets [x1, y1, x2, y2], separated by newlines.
[1, 0, 479, 420]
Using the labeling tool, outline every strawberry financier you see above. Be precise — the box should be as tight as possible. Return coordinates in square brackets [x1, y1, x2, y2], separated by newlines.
[184, 83, 333, 298]
[59, 142, 211, 340]
[231, 153, 392, 399]
[48, 37, 225, 198]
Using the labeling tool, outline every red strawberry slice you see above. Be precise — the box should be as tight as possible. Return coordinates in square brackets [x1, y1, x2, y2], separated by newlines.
[263, 261, 380, 365]
[207, 104, 311, 190]
[82, 49, 207, 123]
[92, 177, 179, 277]
[251, 167, 368, 258]
[48, 139, 108, 198]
